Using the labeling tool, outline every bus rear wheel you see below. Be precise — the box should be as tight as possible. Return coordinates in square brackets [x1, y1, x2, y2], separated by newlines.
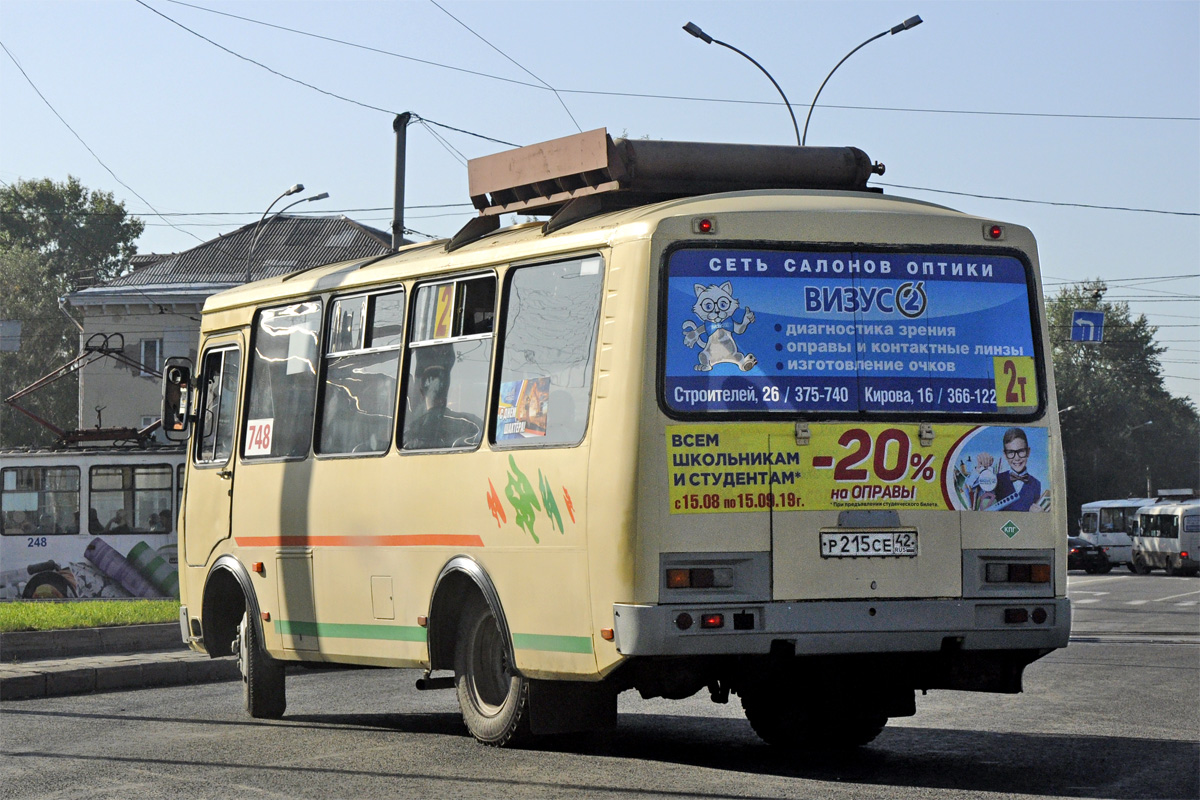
[236, 611, 286, 719]
[454, 598, 529, 746]
[1132, 555, 1151, 575]
[741, 688, 887, 749]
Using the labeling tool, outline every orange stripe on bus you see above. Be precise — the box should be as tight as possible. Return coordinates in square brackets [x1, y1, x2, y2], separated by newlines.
[234, 534, 484, 548]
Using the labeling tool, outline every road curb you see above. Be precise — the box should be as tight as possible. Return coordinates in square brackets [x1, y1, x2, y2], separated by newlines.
[0, 651, 239, 701]
[1, 623, 182, 662]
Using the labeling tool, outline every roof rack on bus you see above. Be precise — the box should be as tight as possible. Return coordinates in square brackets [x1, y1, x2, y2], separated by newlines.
[446, 128, 882, 252]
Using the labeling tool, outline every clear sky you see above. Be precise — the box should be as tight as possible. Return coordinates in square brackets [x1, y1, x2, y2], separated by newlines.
[2, 0, 1197, 406]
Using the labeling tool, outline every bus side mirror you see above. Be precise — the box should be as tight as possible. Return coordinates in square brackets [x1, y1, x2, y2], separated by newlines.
[162, 357, 193, 442]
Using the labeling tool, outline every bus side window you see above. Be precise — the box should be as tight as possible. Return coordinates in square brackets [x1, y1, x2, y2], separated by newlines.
[401, 276, 495, 451]
[0, 467, 79, 536]
[244, 302, 322, 460]
[493, 257, 604, 447]
[317, 290, 405, 456]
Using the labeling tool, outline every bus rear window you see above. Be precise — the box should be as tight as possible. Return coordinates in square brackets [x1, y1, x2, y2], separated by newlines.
[662, 248, 1041, 417]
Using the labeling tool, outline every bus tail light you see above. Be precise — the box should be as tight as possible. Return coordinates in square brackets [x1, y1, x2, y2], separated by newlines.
[985, 563, 1051, 584]
[665, 567, 733, 589]
[700, 613, 724, 629]
[1182, 551, 1190, 560]
[1004, 607, 1050, 625]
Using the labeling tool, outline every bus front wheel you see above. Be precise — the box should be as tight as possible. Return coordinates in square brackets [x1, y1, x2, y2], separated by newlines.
[236, 611, 286, 719]
[1132, 555, 1152, 575]
[454, 597, 529, 746]
[741, 687, 887, 749]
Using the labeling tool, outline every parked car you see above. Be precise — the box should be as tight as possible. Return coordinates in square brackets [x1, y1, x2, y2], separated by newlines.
[1068, 536, 1111, 573]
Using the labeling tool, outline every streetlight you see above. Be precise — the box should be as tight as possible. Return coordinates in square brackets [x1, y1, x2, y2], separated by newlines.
[801, 15, 923, 146]
[246, 184, 304, 282]
[683, 22, 800, 146]
[1123, 420, 1153, 436]
[245, 187, 331, 282]
[250, 192, 330, 254]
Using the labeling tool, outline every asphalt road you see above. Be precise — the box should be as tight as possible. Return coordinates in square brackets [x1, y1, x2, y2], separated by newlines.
[2, 573, 1197, 800]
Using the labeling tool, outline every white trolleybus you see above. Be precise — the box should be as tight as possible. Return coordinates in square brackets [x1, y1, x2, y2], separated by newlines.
[0, 447, 184, 600]
[163, 130, 1070, 748]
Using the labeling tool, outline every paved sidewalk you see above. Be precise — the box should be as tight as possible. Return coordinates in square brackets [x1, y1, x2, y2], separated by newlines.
[0, 623, 238, 701]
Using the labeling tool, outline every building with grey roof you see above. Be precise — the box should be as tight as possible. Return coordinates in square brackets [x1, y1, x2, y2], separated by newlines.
[65, 215, 392, 436]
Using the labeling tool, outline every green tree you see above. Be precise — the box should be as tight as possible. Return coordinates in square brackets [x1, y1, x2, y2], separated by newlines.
[0, 176, 144, 288]
[0, 178, 144, 446]
[1048, 281, 1200, 521]
[0, 247, 79, 447]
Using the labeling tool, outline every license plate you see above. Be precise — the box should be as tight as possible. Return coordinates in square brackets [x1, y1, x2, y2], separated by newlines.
[820, 531, 917, 558]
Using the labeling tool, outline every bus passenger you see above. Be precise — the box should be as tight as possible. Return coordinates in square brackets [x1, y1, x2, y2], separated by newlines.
[405, 344, 482, 449]
[107, 509, 130, 533]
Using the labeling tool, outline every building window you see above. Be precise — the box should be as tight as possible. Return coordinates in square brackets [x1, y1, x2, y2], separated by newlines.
[140, 339, 163, 376]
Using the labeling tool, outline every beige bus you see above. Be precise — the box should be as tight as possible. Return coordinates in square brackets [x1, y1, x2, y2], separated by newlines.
[164, 130, 1070, 748]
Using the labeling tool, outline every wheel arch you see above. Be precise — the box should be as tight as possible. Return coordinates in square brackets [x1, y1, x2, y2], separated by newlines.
[201, 555, 262, 658]
[427, 556, 515, 674]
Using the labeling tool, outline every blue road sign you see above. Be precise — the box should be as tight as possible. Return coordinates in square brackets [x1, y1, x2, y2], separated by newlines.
[1071, 310, 1106, 342]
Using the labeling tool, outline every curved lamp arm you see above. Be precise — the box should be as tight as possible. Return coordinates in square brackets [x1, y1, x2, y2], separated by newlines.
[684, 22, 800, 146]
[802, 15, 922, 146]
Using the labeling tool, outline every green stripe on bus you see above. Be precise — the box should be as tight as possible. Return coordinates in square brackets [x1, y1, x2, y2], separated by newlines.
[512, 633, 593, 654]
[274, 620, 427, 642]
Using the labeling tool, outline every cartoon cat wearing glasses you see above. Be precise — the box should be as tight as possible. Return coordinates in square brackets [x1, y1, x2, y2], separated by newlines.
[682, 282, 757, 372]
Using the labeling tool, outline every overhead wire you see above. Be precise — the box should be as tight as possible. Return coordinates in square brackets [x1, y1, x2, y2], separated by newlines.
[160, 0, 1199, 124]
[0, 40, 206, 251]
[875, 181, 1198, 217]
[132, 2, 1196, 217]
[428, 0, 582, 133]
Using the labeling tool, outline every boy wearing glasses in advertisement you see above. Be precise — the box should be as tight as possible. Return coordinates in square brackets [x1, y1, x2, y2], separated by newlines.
[966, 427, 1049, 512]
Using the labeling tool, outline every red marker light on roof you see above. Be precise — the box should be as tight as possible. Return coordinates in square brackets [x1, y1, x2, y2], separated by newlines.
[985, 223, 1005, 240]
[692, 217, 717, 234]
[698, 219, 713, 233]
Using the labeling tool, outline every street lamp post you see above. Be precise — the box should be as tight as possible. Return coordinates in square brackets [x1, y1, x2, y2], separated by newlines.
[250, 191, 330, 254]
[801, 15, 923, 146]
[246, 184, 304, 283]
[245, 187, 330, 283]
[683, 22, 801, 146]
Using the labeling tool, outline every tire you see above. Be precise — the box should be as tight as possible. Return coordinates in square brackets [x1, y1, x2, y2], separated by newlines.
[236, 611, 286, 719]
[454, 597, 529, 746]
[1132, 555, 1151, 575]
[1098, 561, 1113, 574]
[1084, 565, 1098, 574]
[1127, 562, 1139, 574]
[741, 686, 887, 749]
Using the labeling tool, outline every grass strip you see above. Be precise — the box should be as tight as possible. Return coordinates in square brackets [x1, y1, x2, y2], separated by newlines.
[0, 599, 180, 633]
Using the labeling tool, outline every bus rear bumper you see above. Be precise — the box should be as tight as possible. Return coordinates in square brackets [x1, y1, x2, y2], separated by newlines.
[612, 597, 1071, 657]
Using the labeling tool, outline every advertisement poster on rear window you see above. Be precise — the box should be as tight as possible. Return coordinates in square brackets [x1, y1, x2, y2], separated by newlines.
[665, 423, 1051, 515]
[663, 248, 1040, 416]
